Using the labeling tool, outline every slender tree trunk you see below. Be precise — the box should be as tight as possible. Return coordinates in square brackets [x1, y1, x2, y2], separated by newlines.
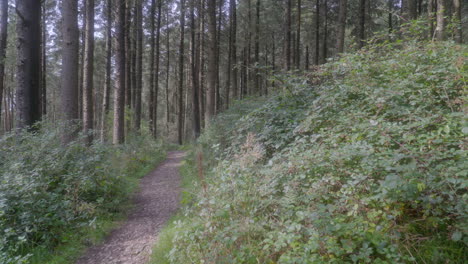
[305, 45, 309, 70]
[60, 0, 79, 141]
[113, 0, 126, 144]
[435, 0, 445, 40]
[198, 0, 206, 128]
[134, 0, 143, 131]
[321, 0, 328, 63]
[152, 0, 162, 136]
[125, 2, 131, 110]
[0, 0, 7, 128]
[296, 0, 301, 69]
[358, 0, 366, 48]
[388, 0, 393, 33]
[83, 0, 95, 144]
[314, 0, 320, 65]
[165, 5, 171, 133]
[41, 3, 47, 117]
[178, 0, 186, 144]
[191, 0, 201, 138]
[230, 0, 238, 102]
[336, 0, 347, 54]
[149, 0, 155, 134]
[206, 0, 217, 126]
[452, 0, 461, 43]
[428, 0, 434, 39]
[215, 0, 222, 112]
[254, 0, 260, 93]
[101, 0, 112, 142]
[285, 0, 291, 70]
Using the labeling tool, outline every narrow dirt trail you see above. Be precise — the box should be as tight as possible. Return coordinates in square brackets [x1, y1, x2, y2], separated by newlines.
[76, 151, 186, 264]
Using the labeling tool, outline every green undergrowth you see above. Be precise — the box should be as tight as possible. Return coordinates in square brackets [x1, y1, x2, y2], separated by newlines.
[168, 39, 467, 263]
[149, 98, 270, 264]
[0, 123, 166, 264]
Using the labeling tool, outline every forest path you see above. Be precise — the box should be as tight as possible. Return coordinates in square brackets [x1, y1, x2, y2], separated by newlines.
[76, 151, 186, 264]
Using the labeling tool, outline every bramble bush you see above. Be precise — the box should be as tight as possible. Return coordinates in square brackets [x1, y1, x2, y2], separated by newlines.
[0, 122, 165, 263]
[170, 39, 467, 263]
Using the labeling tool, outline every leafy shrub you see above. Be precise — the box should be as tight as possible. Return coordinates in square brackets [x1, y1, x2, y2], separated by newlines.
[170, 40, 467, 263]
[0, 122, 165, 263]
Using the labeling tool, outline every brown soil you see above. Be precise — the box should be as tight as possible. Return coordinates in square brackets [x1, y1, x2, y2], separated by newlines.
[76, 151, 186, 264]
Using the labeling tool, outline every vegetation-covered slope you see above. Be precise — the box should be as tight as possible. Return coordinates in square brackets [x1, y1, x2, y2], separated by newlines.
[170, 40, 467, 263]
[0, 125, 166, 263]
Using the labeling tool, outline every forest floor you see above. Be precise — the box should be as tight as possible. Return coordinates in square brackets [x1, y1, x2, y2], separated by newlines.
[75, 151, 186, 264]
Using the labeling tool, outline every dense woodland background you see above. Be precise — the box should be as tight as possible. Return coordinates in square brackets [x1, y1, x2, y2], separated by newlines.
[0, 0, 467, 263]
[0, 0, 465, 144]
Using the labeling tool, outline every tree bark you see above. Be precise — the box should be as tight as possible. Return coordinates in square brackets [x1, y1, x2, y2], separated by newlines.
[285, 0, 291, 70]
[321, 0, 328, 63]
[101, 0, 112, 142]
[41, 2, 47, 117]
[428, 0, 434, 39]
[206, 0, 217, 126]
[296, 0, 301, 69]
[165, 4, 171, 133]
[125, 1, 132, 110]
[153, 0, 162, 136]
[230, 0, 238, 102]
[191, 0, 201, 138]
[452, 0, 462, 43]
[59, 0, 79, 141]
[0, 0, 8, 128]
[83, 0, 95, 144]
[254, 0, 260, 93]
[314, 0, 320, 65]
[336, 0, 347, 54]
[358, 0, 366, 49]
[178, 0, 186, 144]
[435, 0, 445, 41]
[134, 0, 143, 131]
[16, 0, 42, 130]
[113, 0, 126, 144]
[149, 0, 155, 134]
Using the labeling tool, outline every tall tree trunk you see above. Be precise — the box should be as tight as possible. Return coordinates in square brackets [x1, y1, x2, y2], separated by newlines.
[165, 4, 171, 133]
[435, 0, 445, 40]
[191, 0, 201, 138]
[388, 0, 393, 33]
[336, 0, 347, 54]
[215, 0, 222, 112]
[314, 0, 320, 65]
[125, 2, 132, 110]
[154, 0, 162, 136]
[134, 0, 143, 131]
[198, 0, 206, 127]
[113, 0, 126, 144]
[0, 0, 8, 128]
[254, 0, 260, 93]
[358, 0, 366, 49]
[41, 3, 47, 117]
[60, 0, 79, 141]
[305, 45, 309, 70]
[321, 0, 328, 63]
[230, 0, 238, 102]
[285, 0, 291, 70]
[178, 0, 186, 144]
[296, 0, 301, 69]
[78, 4, 85, 121]
[101, 0, 112, 142]
[206, 0, 217, 126]
[428, 0, 435, 39]
[83, 0, 95, 144]
[452, 0, 461, 43]
[149, 0, 155, 134]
